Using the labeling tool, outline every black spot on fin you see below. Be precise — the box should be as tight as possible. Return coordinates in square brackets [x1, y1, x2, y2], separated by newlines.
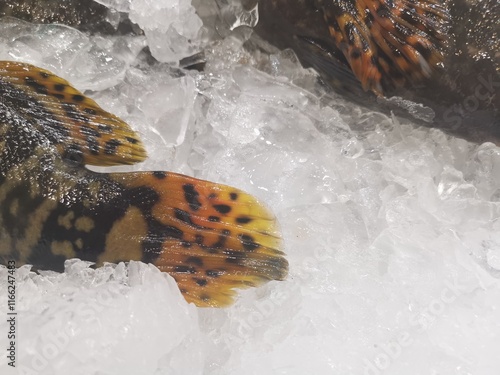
[114, 171, 288, 307]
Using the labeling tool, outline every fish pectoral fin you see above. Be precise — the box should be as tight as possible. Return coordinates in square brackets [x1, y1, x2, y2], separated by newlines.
[318, 0, 450, 94]
[158, 239, 287, 307]
[111, 171, 288, 308]
[295, 35, 367, 98]
[0, 61, 147, 166]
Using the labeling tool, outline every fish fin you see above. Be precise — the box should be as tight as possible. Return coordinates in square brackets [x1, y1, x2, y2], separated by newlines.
[111, 171, 288, 308]
[295, 35, 367, 98]
[0, 61, 146, 166]
[318, 0, 450, 94]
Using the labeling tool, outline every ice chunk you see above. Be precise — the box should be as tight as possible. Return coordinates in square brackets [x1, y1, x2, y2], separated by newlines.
[89, 63, 199, 174]
[0, 261, 201, 375]
[129, 0, 205, 63]
[0, 17, 89, 69]
[0, 17, 146, 91]
[464, 142, 500, 200]
[216, 0, 259, 30]
[381, 95, 436, 123]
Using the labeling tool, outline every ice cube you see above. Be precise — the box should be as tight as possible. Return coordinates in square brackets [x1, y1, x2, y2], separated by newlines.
[129, 0, 205, 63]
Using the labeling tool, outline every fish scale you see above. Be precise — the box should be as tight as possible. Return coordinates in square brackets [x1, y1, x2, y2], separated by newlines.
[0, 61, 288, 307]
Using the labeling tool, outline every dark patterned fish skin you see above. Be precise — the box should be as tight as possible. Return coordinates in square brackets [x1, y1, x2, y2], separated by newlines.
[0, 0, 112, 33]
[253, 0, 500, 144]
[0, 0, 143, 35]
[0, 109, 128, 271]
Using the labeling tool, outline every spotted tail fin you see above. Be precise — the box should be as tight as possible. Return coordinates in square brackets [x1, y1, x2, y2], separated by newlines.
[0, 61, 146, 166]
[319, 0, 450, 94]
[110, 171, 288, 307]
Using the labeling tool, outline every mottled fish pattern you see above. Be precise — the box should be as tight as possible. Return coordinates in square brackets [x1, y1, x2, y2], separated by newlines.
[257, 0, 450, 95]
[317, 0, 449, 95]
[0, 61, 288, 307]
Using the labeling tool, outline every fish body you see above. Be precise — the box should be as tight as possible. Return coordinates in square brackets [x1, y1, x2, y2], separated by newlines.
[0, 61, 288, 307]
[0, 0, 108, 31]
[253, 0, 500, 143]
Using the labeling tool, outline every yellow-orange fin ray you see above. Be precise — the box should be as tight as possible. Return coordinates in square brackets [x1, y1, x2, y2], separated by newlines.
[111, 171, 288, 307]
[0, 61, 146, 166]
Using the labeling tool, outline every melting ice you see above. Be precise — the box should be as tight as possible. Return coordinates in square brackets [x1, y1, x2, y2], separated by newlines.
[1, 0, 500, 374]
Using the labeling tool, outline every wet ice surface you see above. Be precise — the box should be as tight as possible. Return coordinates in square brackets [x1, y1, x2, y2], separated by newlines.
[1, 1, 500, 374]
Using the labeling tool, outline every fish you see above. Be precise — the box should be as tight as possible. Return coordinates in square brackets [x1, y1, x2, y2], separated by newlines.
[0, 60, 288, 307]
[257, 0, 450, 95]
[253, 0, 500, 143]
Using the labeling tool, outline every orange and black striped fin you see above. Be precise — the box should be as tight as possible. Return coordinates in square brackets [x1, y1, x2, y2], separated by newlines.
[0, 61, 146, 166]
[111, 171, 288, 307]
[318, 0, 450, 94]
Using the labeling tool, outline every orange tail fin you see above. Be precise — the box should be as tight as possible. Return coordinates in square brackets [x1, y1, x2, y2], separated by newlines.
[110, 171, 288, 307]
